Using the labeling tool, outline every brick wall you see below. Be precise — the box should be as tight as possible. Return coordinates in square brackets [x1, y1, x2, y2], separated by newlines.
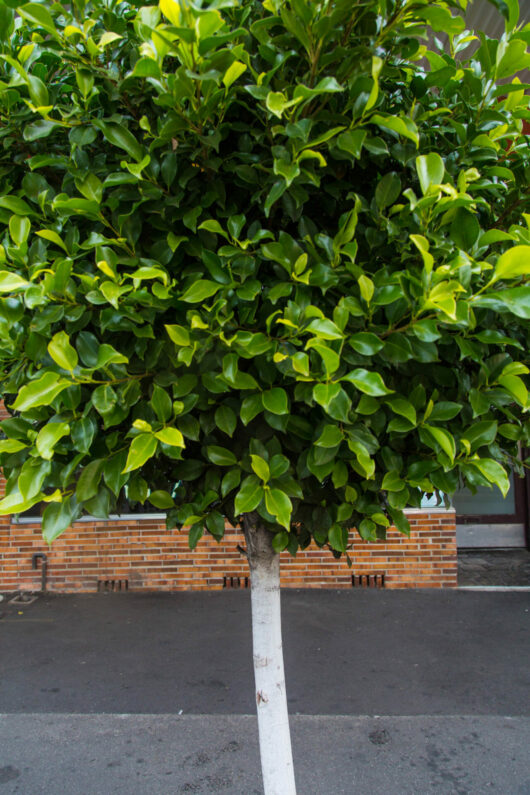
[0, 509, 457, 592]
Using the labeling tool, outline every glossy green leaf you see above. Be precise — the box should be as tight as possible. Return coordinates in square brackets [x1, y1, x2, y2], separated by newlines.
[450, 208, 480, 251]
[165, 325, 190, 346]
[349, 333, 383, 356]
[491, 245, 530, 284]
[223, 61, 247, 88]
[36, 422, 69, 460]
[42, 499, 78, 545]
[155, 427, 185, 447]
[375, 172, 401, 209]
[150, 385, 173, 423]
[251, 454, 270, 482]
[149, 490, 175, 509]
[468, 459, 510, 498]
[9, 216, 30, 246]
[272, 530, 290, 552]
[329, 523, 348, 551]
[498, 374, 528, 407]
[0, 272, 30, 292]
[315, 425, 343, 448]
[17, 3, 58, 38]
[342, 369, 394, 396]
[371, 114, 419, 146]
[206, 445, 237, 466]
[215, 405, 237, 437]
[94, 121, 143, 163]
[122, 434, 158, 473]
[262, 387, 288, 415]
[416, 153, 445, 194]
[76, 459, 104, 501]
[91, 385, 117, 416]
[234, 474, 264, 514]
[336, 130, 366, 159]
[422, 424, 455, 464]
[12, 372, 71, 411]
[264, 488, 292, 530]
[180, 280, 222, 303]
[48, 331, 78, 371]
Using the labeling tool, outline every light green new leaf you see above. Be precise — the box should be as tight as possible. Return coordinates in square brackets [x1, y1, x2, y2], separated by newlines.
[382, 470, 405, 492]
[122, 434, 158, 473]
[498, 374, 528, 407]
[0, 271, 30, 292]
[155, 427, 185, 447]
[165, 324, 190, 346]
[491, 245, 530, 284]
[265, 488, 292, 530]
[12, 372, 71, 411]
[234, 474, 264, 514]
[36, 422, 70, 460]
[9, 216, 30, 246]
[160, 0, 180, 25]
[0, 439, 27, 454]
[251, 454, 270, 482]
[48, 331, 78, 371]
[306, 318, 344, 340]
[0, 489, 45, 516]
[469, 459, 510, 497]
[223, 61, 247, 88]
[423, 424, 456, 464]
[416, 153, 445, 194]
[371, 114, 419, 146]
[36, 229, 68, 252]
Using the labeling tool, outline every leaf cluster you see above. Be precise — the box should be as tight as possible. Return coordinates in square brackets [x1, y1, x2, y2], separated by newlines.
[0, 0, 528, 554]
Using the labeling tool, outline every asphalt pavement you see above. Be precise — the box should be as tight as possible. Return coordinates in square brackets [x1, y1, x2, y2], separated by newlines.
[1, 589, 529, 794]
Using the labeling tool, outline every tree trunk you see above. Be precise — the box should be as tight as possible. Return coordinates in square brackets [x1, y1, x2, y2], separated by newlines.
[243, 515, 297, 795]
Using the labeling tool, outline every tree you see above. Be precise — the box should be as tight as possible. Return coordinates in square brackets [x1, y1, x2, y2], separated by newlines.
[0, 0, 529, 791]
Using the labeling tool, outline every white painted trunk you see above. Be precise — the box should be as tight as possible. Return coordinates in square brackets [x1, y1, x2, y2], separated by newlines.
[244, 518, 297, 795]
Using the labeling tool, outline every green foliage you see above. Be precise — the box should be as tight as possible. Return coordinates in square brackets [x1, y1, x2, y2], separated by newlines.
[0, 0, 528, 556]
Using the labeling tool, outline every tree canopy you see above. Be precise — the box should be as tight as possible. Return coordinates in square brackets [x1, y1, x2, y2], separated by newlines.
[0, 0, 528, 555]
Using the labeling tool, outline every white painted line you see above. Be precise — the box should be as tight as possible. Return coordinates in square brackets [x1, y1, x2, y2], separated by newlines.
[458, 586, 530, 592]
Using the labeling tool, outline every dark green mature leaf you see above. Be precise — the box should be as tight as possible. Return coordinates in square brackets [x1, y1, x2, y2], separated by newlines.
[76, 459, 104, 501]
[42, 498, 79, 544]
[207, 446, 238, 466]
[375, 172, 401, 209]
[94, 121, 144, 163]
[215, 405, 237, 437]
